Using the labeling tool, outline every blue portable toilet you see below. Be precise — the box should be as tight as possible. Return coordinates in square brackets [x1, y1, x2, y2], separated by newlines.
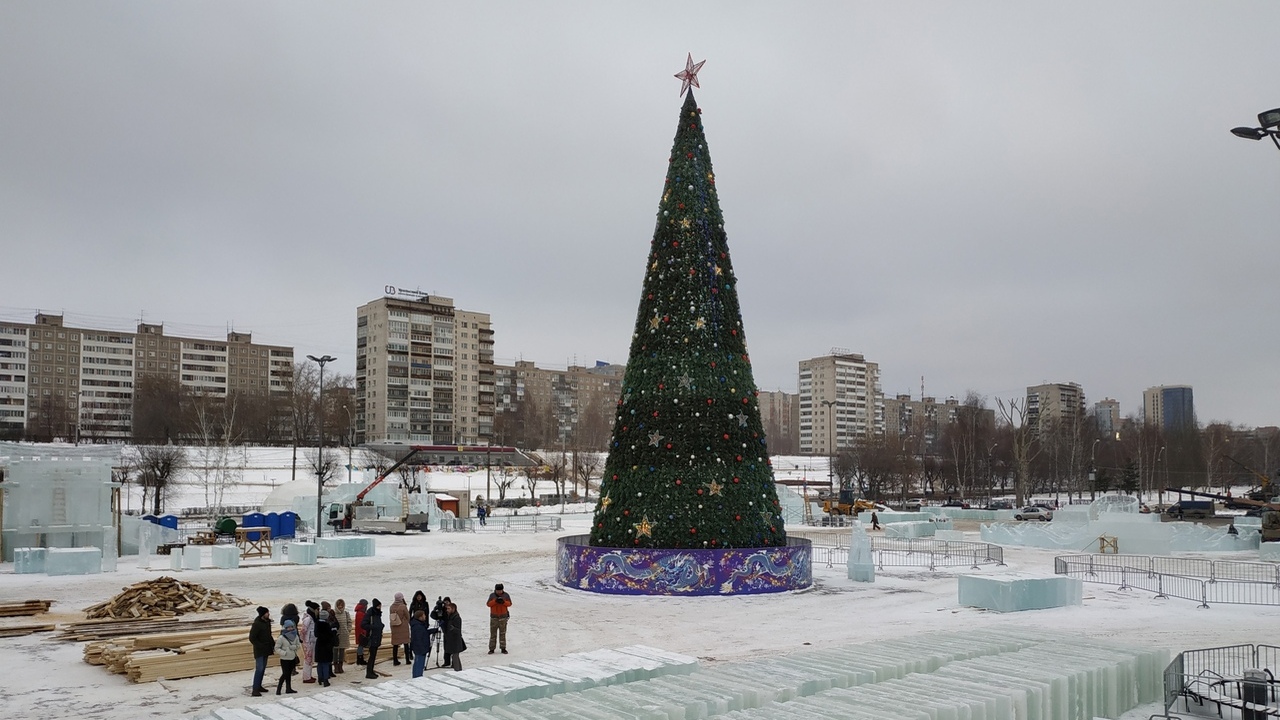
[278, 511, 298, 540]
[241, 512, 266, 541]
[159, 515, 179, 530]
[266, 512, 281, 540]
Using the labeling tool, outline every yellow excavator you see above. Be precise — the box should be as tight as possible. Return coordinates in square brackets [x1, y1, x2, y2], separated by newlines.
[822, 489, 879, 516]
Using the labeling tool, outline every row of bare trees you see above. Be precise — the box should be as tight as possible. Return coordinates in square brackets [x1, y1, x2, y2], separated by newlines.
[831, 393, 1279, 507]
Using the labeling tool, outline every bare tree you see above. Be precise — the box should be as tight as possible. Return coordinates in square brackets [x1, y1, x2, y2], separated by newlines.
[189, 391, 246, 516]
[136, 445, 187, 515]
[571, 450, 602, 501]
[131, 374, 188, 443]
[996, 397, 1040, 507]
[494, 467, 517, 502]
[306, 447, 342, 488]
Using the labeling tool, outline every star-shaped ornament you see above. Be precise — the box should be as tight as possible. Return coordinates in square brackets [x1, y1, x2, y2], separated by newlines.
[678, 374, 692, 389]
[634, 516, 657, 538]
[736, 411, 748, 427]
[674, 53, 706, 96]
[648, 431, 664, 447]
[694, 317, 706, 329]
[704, 480, 724, 496]
[649, 315, 661, 329]
[600, 495, 613, 513]
[714, 265, 723, 276]
[679, 217, 692, 229]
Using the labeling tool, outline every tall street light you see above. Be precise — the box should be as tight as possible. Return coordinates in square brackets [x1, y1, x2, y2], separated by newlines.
[1231, 108, 1280, 149]
[307, 354, 336, 538]
[821, 398, 838, 506]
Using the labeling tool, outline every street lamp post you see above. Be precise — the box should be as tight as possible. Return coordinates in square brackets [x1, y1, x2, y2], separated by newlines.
[1155, 445, 1167, 505]
[821, 399, 838, 506]
[1231, 108, 1280, 149]
[307, 354, 336, 538]
[342, 404, 354, 484]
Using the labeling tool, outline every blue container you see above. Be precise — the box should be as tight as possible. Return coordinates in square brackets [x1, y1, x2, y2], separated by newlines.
[265, 512, 281, 539]
[159, 515, 179, 530]
[241, 512, 267, 541]
[278, 512, 298, 540]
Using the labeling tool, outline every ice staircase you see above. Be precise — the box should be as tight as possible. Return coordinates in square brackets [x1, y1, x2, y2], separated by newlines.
[197, 631, 1167, 720]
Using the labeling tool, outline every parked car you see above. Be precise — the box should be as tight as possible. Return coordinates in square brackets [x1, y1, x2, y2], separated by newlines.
[942, 499, 971, 509]
[985, 500, 1014, 511]
[1014, 506, 1053, 521]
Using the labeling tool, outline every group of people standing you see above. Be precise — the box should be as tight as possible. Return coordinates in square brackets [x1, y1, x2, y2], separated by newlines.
[249, 587, 488, 696]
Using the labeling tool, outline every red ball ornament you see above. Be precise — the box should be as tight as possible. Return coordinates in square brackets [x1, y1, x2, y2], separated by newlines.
[665, 443, 672, 449]
[597, 522, 603, 528]
[736, 455, 742, 462]
[675, 479, 682, 485]
[733, 477, 740, 483]
[686, 152, 693, 159]
[710, 361, 716, 368]
[672, 241, 679, 248]
[697, 489, 703, 495]
[731, 329, 738, 336]
[735, 515, 741, 521]
[706, 399, 714, 406]
[722, 433, 729, 440]
[623, 509, 630, 516]
[652, 411, 659, 418]
[741, 398, 749, 404]
[690, 528, 696, 534]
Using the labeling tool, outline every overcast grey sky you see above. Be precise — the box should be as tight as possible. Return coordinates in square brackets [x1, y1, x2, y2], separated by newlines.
[2, 2, 1278, 427]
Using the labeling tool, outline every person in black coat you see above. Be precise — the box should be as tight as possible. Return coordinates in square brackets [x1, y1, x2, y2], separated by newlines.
[409, 610, 431, 678]
[362, 598, 385, 680]
[442, 602, 466, 671]
[430, 596, 451, 667]
[314, 609, 336, 686]
[248, 606, 274, 696]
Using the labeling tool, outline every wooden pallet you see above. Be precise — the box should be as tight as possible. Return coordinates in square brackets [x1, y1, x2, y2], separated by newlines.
[0, 600, 54, 617]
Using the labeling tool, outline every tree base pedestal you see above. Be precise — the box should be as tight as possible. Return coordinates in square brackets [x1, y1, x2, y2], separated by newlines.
[556, 534, 812, 596]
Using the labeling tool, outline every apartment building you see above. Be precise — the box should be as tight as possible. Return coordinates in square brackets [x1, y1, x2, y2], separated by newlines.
[798, 351, 882, 455]
[757, 389, 799, 455]
[1143, 385, 1196, 431]
[1092, 398, 1121, 436]
[1026, 382, 1086, 436]
[494, 360, 624, 447]
[0, 313, 293, 442]
[355, 292, 495, 445]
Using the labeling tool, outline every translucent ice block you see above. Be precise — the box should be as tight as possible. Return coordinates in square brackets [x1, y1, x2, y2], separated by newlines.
[884, 521, 935, 538]
[211, 545, 241, 569]
[183, 544, 202, 570]
[957, 573, 1082, 612]
[846, 522, 874, 582]
[45, 547, 102, 576]
[1260, 542, 1280, 562]
[288, 541, 318, 565]
[14, 547, 46, 574]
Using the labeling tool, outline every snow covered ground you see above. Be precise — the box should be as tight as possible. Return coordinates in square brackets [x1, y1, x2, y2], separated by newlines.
[2, 510, 1276, 720]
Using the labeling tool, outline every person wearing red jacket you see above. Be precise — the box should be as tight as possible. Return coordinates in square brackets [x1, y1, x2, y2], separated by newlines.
[353, 599, 368, 666]
[485, 583, 512, 655]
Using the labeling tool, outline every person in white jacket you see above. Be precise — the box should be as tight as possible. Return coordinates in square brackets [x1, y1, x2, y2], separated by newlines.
[299, 602, 317, 683]
[274, 619, 301, 695]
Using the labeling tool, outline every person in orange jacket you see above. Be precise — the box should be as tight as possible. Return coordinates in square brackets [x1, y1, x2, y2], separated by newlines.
[485, 583, 512, 654]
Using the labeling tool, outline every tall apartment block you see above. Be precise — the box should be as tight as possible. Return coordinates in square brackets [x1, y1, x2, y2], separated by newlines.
[355, 293, 494, 445]
[1025, 382, 1086, 436]
[494, 360, 625, 445]
[798, 351, 882, 455]
[0, 312, 292, 442]
[1143, 385, 1195, 430]
[1092, 398, 1120, 436]
[757, 389, 799, 455]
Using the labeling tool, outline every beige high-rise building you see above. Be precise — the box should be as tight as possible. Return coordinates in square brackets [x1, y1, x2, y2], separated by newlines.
[0, 312, 293, 442]
[798, 351, 882, 455]
[355, 292, 495, 445]
[1026, 382, 1085, 436]
[757, 389, 799, 455]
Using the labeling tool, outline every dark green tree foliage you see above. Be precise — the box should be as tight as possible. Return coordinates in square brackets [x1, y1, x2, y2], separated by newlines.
[589, 92, 786, 550]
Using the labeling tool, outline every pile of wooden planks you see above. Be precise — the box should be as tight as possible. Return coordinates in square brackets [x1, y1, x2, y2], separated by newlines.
[83, 577, 252, 619]
[59, 615, 250, 642]
[0, 622, 57, 638]
[85, 626, 255, 682]
[0, 600, 54, 617]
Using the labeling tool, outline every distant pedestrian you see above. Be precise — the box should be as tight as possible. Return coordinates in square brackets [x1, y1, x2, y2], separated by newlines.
[315, 610, 335, 686]
[248, 606, 273, 697]
[477, 504, 487, 526]
[486, 583, 512, 655]
[274, 619, 300, 695]
[443, 602, 466, 671]
[870, 511, 881, 531]
[363, 598, 385, 680]
[354, 599, 368, 666]
[333, 599, 352, 674]
[410, 609, 431, 678]
[389, 592, 411, 665]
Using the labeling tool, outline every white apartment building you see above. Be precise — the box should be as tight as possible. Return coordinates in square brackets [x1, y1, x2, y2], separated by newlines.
[355, 293, 494, 445]
[798, 351, 883, 455]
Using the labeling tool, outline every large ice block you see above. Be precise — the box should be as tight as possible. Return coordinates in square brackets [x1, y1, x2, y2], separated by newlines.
[183, 544, 202, 570]
[101, 528, 118, 572]
[1260, 542, 1280, 562]
[316, 536, 377, 558]
[958, 572, 1082, 612]
[169, 549, 183, 572]
[884, 521, 935, 538]
[289, 541, 318, 565]
[211, 545, 241, 569]
[934, 529, 966, 541]
[14, 547, 46, 573]
[45, 547, 102, 576]
[846, 521, 874, 582]
[272, 540, 288, 562]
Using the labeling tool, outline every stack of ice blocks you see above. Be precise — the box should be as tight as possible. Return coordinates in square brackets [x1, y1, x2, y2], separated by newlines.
[14, 547, 47, 574]
[316, 536, 376, 558]
[44, 547, 102, 576]
[884, 521, 935, 539]
[957, 572, 1083, 612]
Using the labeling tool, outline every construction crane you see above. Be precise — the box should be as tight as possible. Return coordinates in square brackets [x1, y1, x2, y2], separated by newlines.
[1220, 454, 1276, 501]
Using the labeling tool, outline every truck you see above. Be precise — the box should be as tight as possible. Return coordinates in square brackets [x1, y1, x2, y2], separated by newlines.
[329, 444, 538, 534]
[822, 488, 879, 516]
[1166, 500, 1215, 519]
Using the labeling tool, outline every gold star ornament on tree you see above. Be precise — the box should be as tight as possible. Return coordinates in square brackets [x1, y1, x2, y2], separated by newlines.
[634, 516, 657, 538]
[674, 53, 705, 95]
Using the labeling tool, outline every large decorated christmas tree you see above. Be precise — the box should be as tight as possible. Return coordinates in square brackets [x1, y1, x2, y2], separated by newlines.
[589, 61, 787, 551]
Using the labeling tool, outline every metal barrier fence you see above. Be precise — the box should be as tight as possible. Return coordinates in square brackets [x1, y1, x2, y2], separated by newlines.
[1055, 555, 1280, 608]
[437, 515, 563, 533]
[805, 536, 1004, 571]
[1160, 644, 1280, 718]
